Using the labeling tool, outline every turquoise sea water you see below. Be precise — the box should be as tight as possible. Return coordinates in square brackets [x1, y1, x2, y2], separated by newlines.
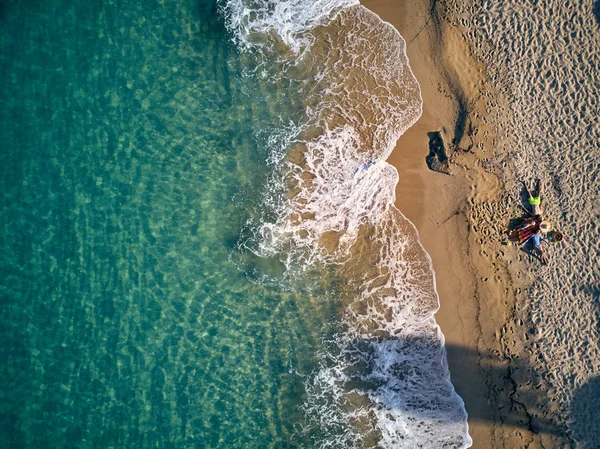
[2, 1, 472, 448]
[0, 1, 338, 447]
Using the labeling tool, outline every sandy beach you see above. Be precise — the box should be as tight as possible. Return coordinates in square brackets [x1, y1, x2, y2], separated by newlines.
[363, 0, 600, 447]
[2, 1, 596, 447]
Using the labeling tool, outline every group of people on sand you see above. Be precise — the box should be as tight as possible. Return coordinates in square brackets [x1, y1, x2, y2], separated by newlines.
[523, 179, 548, 265]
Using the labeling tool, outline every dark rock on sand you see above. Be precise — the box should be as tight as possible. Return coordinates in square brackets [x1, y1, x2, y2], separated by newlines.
[426, 131, 450, 174]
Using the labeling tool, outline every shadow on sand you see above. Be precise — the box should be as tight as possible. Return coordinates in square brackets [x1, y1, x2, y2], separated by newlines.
[444, 342, 565, 438]
[582, 283, 600, 336]
[336, 334, 590, 445]
[570, 375, 600, 448]
[593, 0, 600, 27]
[452, 100, 469, 149]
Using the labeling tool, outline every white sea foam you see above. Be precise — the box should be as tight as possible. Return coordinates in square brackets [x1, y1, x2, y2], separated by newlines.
[221, 0, 471, 447]
[257, 126, 398, 267]
[221, 0, 358, 53]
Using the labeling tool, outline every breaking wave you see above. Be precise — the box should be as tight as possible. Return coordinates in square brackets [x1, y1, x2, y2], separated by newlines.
[221, 0, 472, 447]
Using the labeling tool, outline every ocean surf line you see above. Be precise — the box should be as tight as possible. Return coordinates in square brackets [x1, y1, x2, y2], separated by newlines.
[222, 0, 472, 447]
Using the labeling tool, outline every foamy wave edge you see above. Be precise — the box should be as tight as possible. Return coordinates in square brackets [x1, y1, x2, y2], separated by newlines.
[376, 14, 472, 449]
[220, 0, 472, 447]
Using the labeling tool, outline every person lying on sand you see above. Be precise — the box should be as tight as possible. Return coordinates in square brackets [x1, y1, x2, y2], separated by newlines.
[523, 179, 543, 216]
[527, 229, 548, 265]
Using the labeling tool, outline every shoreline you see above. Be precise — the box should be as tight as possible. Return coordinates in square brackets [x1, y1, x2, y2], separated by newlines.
[362, 0, 571, 447]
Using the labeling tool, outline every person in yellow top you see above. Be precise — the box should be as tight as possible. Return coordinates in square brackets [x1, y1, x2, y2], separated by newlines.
[524, 179, 543, 216]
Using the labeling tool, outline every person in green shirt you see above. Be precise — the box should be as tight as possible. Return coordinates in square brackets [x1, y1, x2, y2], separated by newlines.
[524, 179, 543, 216]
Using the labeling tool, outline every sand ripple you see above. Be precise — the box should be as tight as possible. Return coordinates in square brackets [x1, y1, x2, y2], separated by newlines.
[446, 0, 600, 445]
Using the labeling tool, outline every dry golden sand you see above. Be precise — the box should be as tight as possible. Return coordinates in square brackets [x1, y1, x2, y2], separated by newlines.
[362, 0, 573, 447]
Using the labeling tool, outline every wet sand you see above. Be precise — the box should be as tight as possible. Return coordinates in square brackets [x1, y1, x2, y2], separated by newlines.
[362, 0, 577, 447]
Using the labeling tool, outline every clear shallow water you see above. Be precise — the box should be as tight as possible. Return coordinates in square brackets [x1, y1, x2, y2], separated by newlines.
[0, 1, 336, 447]
[1, 1, 470, 448]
